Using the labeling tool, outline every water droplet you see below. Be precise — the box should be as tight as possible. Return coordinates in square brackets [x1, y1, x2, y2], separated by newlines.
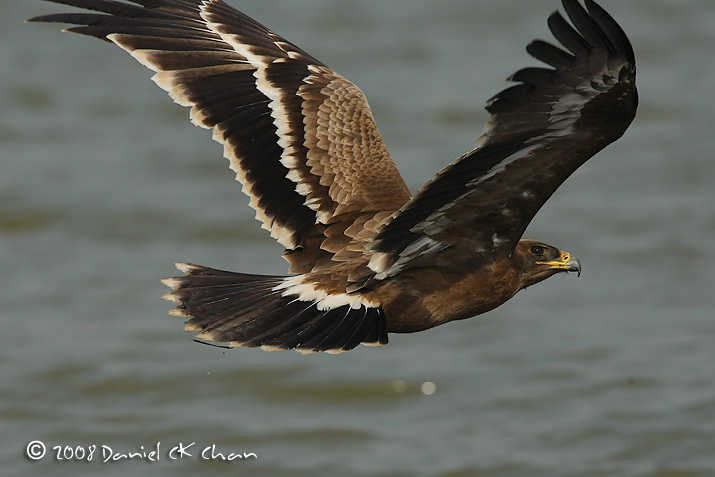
[420, 381, 436, 395]
[391, 379, 408, 393]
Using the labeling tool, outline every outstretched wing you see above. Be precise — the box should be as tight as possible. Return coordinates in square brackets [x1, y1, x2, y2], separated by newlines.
[29, 0, 411, 273]
[367, 0, 638, 279]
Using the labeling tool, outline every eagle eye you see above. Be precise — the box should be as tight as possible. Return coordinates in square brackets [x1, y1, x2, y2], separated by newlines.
[530, 245, 545, 255]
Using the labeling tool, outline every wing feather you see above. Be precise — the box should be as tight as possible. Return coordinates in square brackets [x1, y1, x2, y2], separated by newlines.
[368, 0, 637, 279]
[29, 0, 411, 273]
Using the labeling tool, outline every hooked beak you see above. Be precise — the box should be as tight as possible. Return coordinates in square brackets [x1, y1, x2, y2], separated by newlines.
[536, 251, 581, 277]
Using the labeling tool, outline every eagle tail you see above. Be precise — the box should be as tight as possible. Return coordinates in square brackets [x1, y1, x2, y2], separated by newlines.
[161, 263, 387, 354]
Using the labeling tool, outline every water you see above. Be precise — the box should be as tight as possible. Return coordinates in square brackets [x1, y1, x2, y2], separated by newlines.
[2, 1, 715, 476]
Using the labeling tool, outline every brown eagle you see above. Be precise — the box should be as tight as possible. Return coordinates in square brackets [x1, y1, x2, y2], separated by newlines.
[29, 0, 638, 353]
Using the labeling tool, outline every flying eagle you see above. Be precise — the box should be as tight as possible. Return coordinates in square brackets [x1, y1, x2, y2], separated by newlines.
[29, 0, 637, 353]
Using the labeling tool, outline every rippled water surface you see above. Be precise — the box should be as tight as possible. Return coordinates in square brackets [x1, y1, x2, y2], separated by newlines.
[3, 1, 714, 476]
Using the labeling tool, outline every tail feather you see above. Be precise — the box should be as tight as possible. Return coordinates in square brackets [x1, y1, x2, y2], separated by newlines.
[271, 304, 357, 352]
[302, 306, 365, 351]
[228, 299, 319, 344]
[188, 292, 287, 337]
[327, 307, 382, 351]
[162, 263, 388, 354]
[242, 301, 334, 348]
[165, 284, 282, 312]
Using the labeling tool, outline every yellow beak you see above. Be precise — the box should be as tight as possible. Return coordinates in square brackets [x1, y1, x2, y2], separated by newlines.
[536, 251, 582, 277]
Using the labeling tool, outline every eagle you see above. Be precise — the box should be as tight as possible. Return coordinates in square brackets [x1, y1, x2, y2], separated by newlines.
[29, 0, 638, 353]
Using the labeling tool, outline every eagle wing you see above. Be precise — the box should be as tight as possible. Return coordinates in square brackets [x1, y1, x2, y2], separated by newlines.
[29, 0, 411, 273]
[367, 0, 638, 279]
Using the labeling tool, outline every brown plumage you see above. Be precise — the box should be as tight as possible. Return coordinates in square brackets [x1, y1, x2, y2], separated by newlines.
[29, 0, 637, 353]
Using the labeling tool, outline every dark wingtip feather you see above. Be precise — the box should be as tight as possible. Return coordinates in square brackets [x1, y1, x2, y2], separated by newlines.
[584, 0, 636, 64]
[526, 39, 574, 68]
[489, 0, 635, 114]
[562, 0, 614, 51]
[26, 16, 47, 24]
[547, 9, 590, 56]
[508, 67, 555, 86]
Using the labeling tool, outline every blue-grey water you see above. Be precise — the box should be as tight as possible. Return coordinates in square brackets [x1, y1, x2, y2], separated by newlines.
[2, 1, 714, 476]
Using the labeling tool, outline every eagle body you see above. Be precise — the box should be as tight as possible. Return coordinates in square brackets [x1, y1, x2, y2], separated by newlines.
[378, 261, 524, 333]
[30, 0, 636, 353]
